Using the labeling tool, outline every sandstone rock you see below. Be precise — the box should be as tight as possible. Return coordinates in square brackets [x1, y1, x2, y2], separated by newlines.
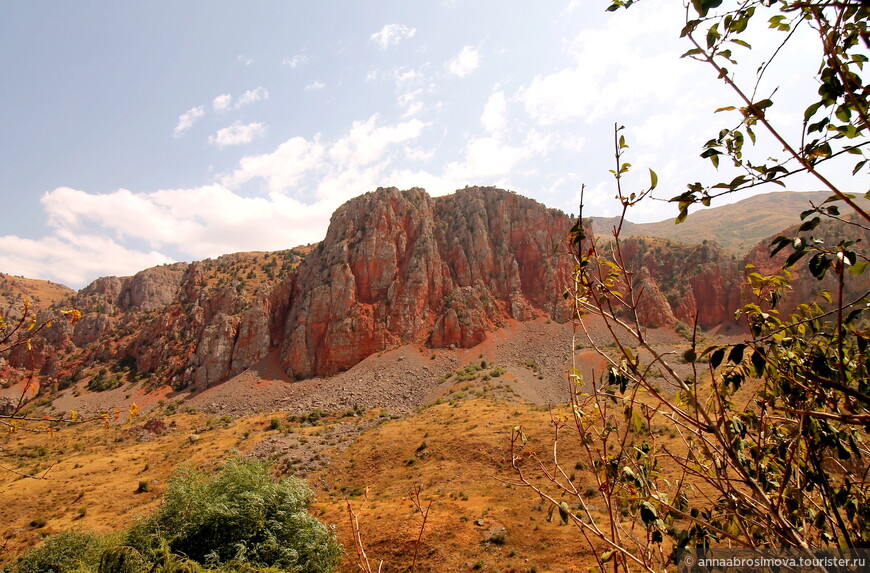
[280, 187, 574, 378]
[191, 313, 240, 391]
[118, 263, 187, 311]
[12, 185, 828, 395]
[142, 417, 168, 435]
[0, 397, 16, 415]
[633, 268, 678, 328]
[72, 313, 114, 346]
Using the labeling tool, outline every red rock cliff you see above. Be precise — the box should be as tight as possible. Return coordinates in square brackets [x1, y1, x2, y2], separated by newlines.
[280, 187, 575, 378]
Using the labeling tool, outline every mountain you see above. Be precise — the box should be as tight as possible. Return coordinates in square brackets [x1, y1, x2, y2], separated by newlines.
[2, 188, 581, 394]
[0, 273, 76, 313]
[590, 190, 869, 256]
[2, 187, 865, 400]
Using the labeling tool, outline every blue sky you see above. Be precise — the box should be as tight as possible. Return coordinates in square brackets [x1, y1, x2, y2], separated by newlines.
[0, 1, 846, 288]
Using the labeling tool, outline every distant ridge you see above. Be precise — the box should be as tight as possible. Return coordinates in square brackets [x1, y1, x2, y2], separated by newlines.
[590, 190, 869, 256]
[0, 272, 76, 312]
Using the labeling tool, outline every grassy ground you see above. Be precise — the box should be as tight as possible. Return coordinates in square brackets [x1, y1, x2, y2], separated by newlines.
[0, 369, 611, 572]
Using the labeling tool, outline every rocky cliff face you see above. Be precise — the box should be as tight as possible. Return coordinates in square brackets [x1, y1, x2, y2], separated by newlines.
[742, 215, 870, 315]
[2, 188, 577, 392]
[280, 187, 575, 378]
[614, 237, 744, 329]
[8, 186, 837, 397]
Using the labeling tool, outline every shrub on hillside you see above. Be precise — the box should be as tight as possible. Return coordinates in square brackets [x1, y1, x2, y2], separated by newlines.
[9, 531, 106, 573]
[9, 459, 340, 573]
[125, 458, 342, 573]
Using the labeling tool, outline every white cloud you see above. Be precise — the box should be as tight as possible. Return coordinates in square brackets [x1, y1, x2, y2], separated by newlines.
[225, 114, 429, 200]
[173, 106, 205, 137]
[447, 46, 481, 77]
[237, 54, 253, 66]
[371, 24, 416, 50]
[481, 90, 507, 134]
[329, 116, 428, 168]
[305, 80, 326, 91]
[224, 136, 326, 193]
[405, 147, 434, 162]
[395, 67, 423, 85]
[398, 89, 425, 117]
[519, 0, 692, 125]
[21, 186, 335, 282]
[11, 114, 438, 288]
[444, 131, 552, 182]
[0, 230, 174, 288]
[282, 54, 309, 68]
[209, 122, 267, 148]
[237, 87, 269, 107]
[210, 88, 268, 115]
[212, 94, 233, 113]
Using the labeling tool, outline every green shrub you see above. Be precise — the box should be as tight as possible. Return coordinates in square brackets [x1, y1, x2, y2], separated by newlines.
[98, 545, 150, 573]
[305, 409, 326, 424]
[10, 531, 103, 573]
[87, 368, 123, 392]
[125, 458, 342, 572]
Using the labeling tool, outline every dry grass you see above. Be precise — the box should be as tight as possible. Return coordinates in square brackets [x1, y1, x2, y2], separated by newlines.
[0, 273, 75, 312]
[0, 380, 610, 572]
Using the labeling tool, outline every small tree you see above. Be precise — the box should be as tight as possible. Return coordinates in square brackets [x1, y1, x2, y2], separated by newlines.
[125, 458, 342, 573]
[0, 299, 107, 479]
[509, 1, 870, 570]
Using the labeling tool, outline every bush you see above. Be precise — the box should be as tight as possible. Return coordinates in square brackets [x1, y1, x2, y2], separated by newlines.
[305, 409, 326, 424]
[125, 458, 342, 572]
[10, 531, 104, 573]
[87, 368, 123, 392]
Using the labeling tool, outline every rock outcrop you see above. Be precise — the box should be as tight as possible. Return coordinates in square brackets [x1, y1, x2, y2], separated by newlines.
[616, 237, 743, 329]
[11, 186, 848, 397]
[280, 187, 575, 378]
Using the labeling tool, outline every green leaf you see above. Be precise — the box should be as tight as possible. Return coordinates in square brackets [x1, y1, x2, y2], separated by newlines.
[769, 235, 792, 257]
[804, 101, 822, 122]
[640, 501, 658, 525]
[799, 216, 821, 232]
[845, 308, 864, 324]
[835, 104, 852, 122]
[649, 168, 658, 190]
[711, 347, 726, 369]
[676, 204, 690, 224]
[692, 0, 723, 18]
[728, 344, 746, 365]
[750, 348, 766, 376]
[849, 260, 868, 276]
[808, 253, 830, 279]
[681, 47, 704, 58]
[753, 99, 773, 114]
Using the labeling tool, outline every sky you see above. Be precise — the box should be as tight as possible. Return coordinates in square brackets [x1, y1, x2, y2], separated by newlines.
[0, 0, 852, 289]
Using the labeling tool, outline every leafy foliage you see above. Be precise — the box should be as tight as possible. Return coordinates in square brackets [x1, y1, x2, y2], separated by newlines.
[8, 459, 341, 573]
[510, 1, 870, 570]
[7, 531, 106, 573]
[125, 458, 342, 573]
